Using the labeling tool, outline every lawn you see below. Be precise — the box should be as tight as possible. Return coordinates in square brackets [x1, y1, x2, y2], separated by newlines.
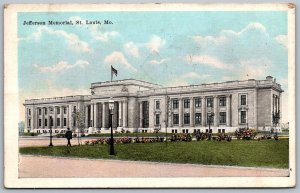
[19, 139, 289, 169]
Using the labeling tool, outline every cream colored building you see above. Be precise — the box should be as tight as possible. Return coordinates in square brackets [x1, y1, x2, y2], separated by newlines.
[24, 76, 283, 134]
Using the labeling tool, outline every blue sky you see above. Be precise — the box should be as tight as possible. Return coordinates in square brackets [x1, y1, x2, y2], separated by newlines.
[18, 11, 288, 122]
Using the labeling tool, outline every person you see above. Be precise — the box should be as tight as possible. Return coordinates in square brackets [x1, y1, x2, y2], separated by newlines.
[65, 128, 73, 147]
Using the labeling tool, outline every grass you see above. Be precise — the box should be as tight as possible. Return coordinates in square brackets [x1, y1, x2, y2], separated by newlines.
[19, 139, 289, 169]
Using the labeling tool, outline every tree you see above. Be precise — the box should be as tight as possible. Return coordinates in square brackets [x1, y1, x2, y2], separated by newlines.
[18, 121, 25, 136]
[72, 107, 86, 146]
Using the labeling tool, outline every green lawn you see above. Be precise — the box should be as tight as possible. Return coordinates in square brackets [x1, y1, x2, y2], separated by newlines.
[19, 139, 289, 169]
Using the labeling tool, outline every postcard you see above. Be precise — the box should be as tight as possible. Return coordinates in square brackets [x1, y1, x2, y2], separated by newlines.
[4, 3, 295, 188]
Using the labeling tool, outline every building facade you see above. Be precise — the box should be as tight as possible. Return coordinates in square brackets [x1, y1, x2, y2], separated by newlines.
[24, 76, 283, 134]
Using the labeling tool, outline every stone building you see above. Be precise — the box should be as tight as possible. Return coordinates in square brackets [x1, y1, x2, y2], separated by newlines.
[24, 76, 283, 134]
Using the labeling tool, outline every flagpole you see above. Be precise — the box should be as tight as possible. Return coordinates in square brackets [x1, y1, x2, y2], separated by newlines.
[111, 65, 112, 82]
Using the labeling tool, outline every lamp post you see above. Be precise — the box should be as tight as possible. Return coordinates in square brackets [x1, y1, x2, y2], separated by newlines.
[207, 112, 215, 138]
[109, 98, 115, 155]
[49, 116, 53, 147]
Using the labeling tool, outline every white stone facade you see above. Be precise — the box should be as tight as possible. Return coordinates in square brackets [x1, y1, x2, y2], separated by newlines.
[24, 76, 283, 134]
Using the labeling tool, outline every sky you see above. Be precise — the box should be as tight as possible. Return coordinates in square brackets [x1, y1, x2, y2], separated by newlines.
[18, 11, 289, 122]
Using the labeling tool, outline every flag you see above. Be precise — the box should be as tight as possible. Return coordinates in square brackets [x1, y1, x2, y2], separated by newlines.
[111, 65, 118, 76]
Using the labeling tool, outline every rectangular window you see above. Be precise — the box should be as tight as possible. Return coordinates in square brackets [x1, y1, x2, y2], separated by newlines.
[173, 114, 179, 125]
[38, 119, 41, 127]
[45, 119, 47, 127]
[207, 97, 213, 108]
[207, 113, 214, 124]
[173, 99, 179, 109]
[222, 129, 225, 133]
[241, 95, 247, 105]
[57, 118, 60, 126]
[219, 97, 226, 107]
[50, 117, 54, 127]
[218, 129, 221, 133]
[184, 113, 190, 125]
[63, 107, 67, 114]
[241, 111, 247, 124]
[195, 98, 201, 108]
[156, 101, 160, 109]
[57, 107, 60, 114]
[64, 118, 67, 126]
[155, 114, 160, 125]
[184, 99, 190, 108]
[73, 106, 77, 113]
[28, 119, 31, 127]
[219, 112, 226, 124]
[195, 113, 202, 124]
[39, 109, 42, 115]
[28, 108, 31, 116]
[142, 101, 149, 128]
[44, 108, 47, 115]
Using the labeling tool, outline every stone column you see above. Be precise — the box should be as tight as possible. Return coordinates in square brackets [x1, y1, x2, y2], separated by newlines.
[190, 97, 194, 127]
[67, 106, 70, 128]
[226, 94, 231, 126]
[47, 107, 50, 129]
[85, 105, 89, 127]
[94, 103, 98, 128]
[213, 96, 218, 127]
[139, 102, 143, 128]
[68, 105, 73, 128]
[123, 100, 128, 128]
[179, 98, 183, 127]
[91, 104, 94, 127]
[60, 106, 63, 128]
[201, 97, 206, 126]
[119, 101, 123, 127]
[35, 108, 39, 129]
[102, 102, 106, 129]
[168, 99, 172, 127]
[54, 107, 57, 129]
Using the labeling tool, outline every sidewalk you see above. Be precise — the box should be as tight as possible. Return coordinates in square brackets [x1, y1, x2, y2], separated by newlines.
[19, 155, 289, 178]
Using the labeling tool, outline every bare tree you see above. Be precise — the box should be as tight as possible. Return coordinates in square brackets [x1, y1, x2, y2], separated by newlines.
[72, 107, 86, 146]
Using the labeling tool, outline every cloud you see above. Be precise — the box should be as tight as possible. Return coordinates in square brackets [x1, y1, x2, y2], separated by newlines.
[238, 58, 271, 79]
[146, 35, 166, 53]
[275, 35, 288, 48]
[187, 54, 233, 69]
[33, 60, 89, 73]
[193, 35, 226, 45]
[147, 58, 169, 65]
[22, 26, 93, 53]
[104, 51, 137, 72]
[123, 42, 140, 58]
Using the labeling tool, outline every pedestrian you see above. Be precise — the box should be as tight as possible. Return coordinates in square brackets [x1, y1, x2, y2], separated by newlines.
[65, 128, 73, 147]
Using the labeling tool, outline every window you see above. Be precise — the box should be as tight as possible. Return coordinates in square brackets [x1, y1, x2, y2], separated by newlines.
[172, 129, 178, 133]
[219, 112, 226, 124]
[173, 114, 179, 125]
[28, 109, 31, 116]
[38, 108, 42, 115]
[241, 111, 247, 124]
[28, 119, 31, 127]
[222, 129, 225, 133]
[184, 113, 190, 125]
[50, 117, 54, 127]
[57, 107, 60, 114]
[156, 101, 160, 109]
[218, 129, 221, 133]
[57, 118, 60, 126]
[182, 129, 189, 133]
[184, 99, 190, 108]
[195, 98, 201, 108]
[207, 97, 213, 108]
[38, 119, 42, 127]
[173, 99, 179, 109]
[142, 101, 149, 128]
[63, 107, 67, 114]
[219, 97, 226, 107]
[207, 113, 214, 124]
[64, 118, 67, 126]
[241, 95, 247, 105]
[44, 108, 47, 115]
[49, 107, 53, 114]
[195, 113, 202, 124]
[155, 114, 160, 125]
[45, 119, 47, 127]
